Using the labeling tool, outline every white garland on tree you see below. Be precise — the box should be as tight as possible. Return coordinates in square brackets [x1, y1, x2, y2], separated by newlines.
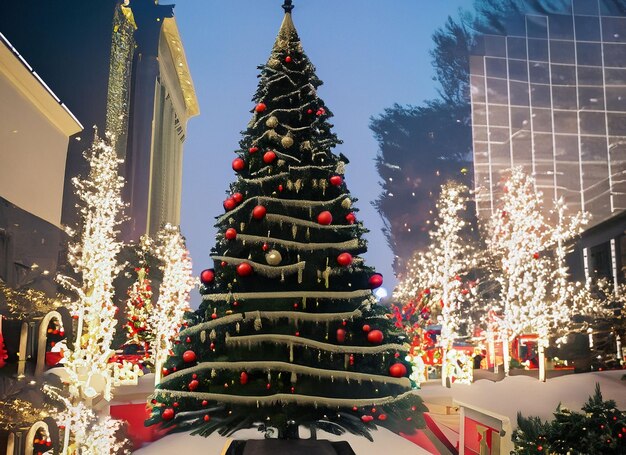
[57, 132, 125, 400]
[487, 168, 591, 380]
[144, 224, 195, 385]
[395, 182, 478, 387]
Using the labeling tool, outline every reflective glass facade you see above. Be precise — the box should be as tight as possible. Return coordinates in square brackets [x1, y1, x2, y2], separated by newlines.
[470, 0, 626, 226]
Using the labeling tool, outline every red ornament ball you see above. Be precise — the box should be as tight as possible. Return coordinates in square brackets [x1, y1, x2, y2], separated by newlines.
[361, 415, 374, 423]
[202, 400, 208, 406]
[362, 324, 371, 332]
[337, 252, 353, 266]
[329, 175, 343, 186]
[367, 330, 384, 344]
[368, 273, 384, 289]
[285, 56, 292, 63]
[262, 243, 269, 251]
[236, 262, 253, 277]
[183, 350, 197, 363]
[204, 415, 210, 422]
[533, 252, 540, 259]
[336, 328, 346, 343]
[307, 108, 313, 114]
[240, 371, 248, 385]
[252, 205, 267, 219]
[378, 414, 387, 421]
[389, 362, 407, 377]
[317, 211, 333, 225]
[162, 408, 175, 420]
[255, 103, 267, 113]
[200, 269, 215, 284]
[232, 158, 245, 172]
[345, 213, 356, 224]
[249, 146, 259, 153]
[186, 337, 191, 343]
[225, 228, 237, 240]
[188, 379, 199, 391]
[232, 192, 244, 204]
[263, 151, 277, 164]
[223, 198, 236, 211]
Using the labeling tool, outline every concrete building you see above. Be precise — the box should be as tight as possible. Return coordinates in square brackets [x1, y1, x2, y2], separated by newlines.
[0, 0, 199, 242]
[469, 0, 626, 283]
[0, 32, 82, 286]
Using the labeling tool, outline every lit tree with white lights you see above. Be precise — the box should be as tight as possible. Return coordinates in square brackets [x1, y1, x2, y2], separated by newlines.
[144, 224, 195, 385]
[487, 168, 589, 380]
[395, 182, 478, 386]
[58, 132, 125, 399]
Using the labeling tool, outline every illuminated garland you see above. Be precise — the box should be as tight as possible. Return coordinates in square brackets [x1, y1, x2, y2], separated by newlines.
[0, 280, 69, 319]
[0, 398, 54, 431]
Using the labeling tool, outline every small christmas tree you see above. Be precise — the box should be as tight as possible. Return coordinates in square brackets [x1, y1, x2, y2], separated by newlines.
[124, 266, 153, 350]
[513, 384, 626, 454]
[147, 3, 424, 439]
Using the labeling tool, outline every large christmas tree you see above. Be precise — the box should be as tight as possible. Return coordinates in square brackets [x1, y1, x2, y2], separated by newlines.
[147, 3, 424, 439]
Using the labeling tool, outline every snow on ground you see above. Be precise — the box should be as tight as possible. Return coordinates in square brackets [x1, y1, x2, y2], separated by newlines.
[133, 371, 624, 453]
[419, 370, 626, 425]
[134, 426, 432, 455]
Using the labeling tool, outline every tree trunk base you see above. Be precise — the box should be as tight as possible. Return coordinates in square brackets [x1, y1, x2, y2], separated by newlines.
[224, 439, 356, 455]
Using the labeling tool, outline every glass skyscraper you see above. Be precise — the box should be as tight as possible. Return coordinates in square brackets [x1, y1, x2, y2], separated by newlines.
[470, 0, 626, 227]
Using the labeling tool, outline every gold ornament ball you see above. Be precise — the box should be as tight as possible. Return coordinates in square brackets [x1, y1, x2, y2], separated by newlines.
[265, 249, 282, 266]
[281, 136, 294, 148]
[266, 116, 279, 128]
[341, 198, 352, 209]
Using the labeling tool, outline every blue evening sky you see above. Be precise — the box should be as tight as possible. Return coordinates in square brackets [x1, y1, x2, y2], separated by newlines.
[174, 0, 471, 307]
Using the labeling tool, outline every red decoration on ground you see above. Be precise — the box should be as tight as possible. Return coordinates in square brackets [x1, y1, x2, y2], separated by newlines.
[240, 371, 248, 385]
[329, 175, 343, 186]
[368, 273, 383, 289]
[255, 103, 266, 112]
[285, 56, 292, 63]
[162, 408, 175, 420]
[232, 193, 244, 204]
[263, 151, 277, 164]
[252, 205, 267, 219]
[232, 158, 245, 172]
[200, 269, 215, 284]
[317, 211, 333, 225]
[337, 252, 353, 266]
[183, 350, 197, 363]
[362, 324, 371, 332]
[236, 262, 253, 277]
[223, 198, 236, 211]
[249, 146, 258, 153]
[225, 228, 237, 240]
[389, 363, 407, 377]
[367, 330, 384, 344]
[336, 328, 346, 343]
[188, 380, 199, 391]
[345, 213, 356, 224]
